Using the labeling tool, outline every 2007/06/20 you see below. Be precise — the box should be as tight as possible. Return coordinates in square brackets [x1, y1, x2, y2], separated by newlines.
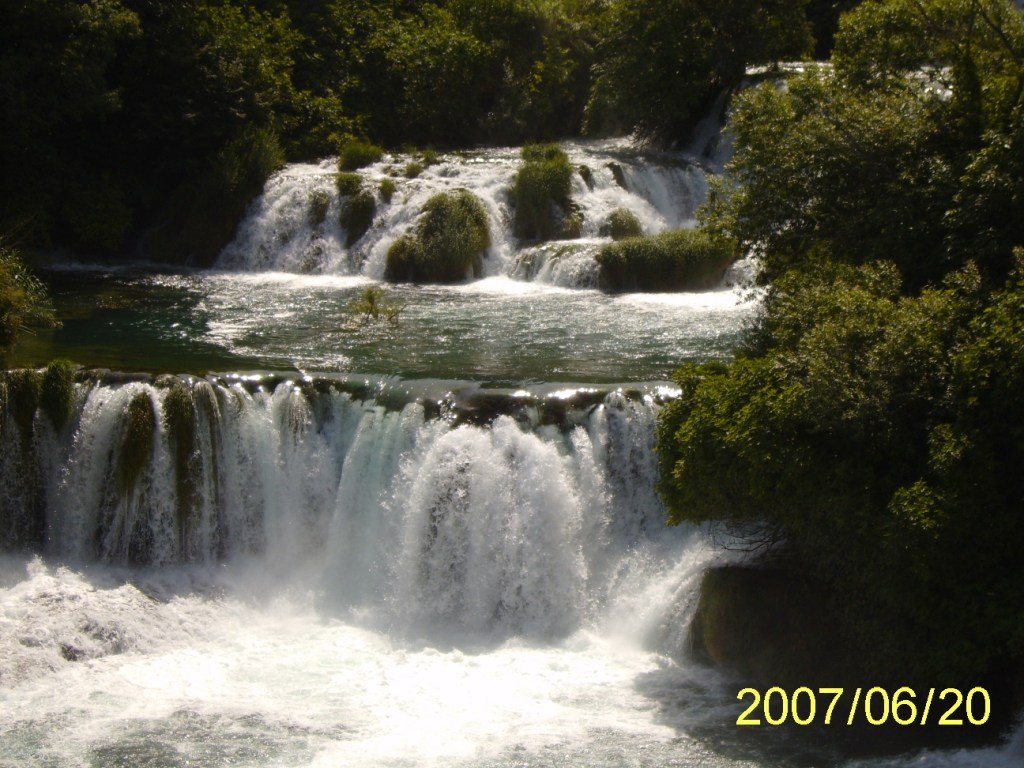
[737, 687, 991, 727]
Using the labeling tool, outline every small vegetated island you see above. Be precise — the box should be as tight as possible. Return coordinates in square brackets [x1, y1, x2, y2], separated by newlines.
[1, 1, 1023, 765]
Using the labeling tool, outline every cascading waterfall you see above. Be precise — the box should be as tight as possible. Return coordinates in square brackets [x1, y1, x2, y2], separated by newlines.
[216, 139, 712, 286]
[0, 374, 694, 649]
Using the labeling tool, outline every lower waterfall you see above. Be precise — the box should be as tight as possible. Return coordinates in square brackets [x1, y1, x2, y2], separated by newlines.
[3, 374, 1023, 767]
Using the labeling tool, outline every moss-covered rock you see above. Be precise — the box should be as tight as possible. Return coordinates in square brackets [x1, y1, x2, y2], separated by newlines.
[602, 208, 643, 240]
[385, 190, 490, 284]
[308, 190, 331, 227]
[561, 203, 584, 239]
[117, 390, 156, 497]
[5, 369, 41, 438]
[404, 161, 424, 179]
[379, 178, 398, 204]
[578, 165, 595, 190]
[607, 162, 628, 189]
[40, 359, 76, 431]
[597, 229, 735, 292]
[690, 566, 849, 687]
[690, 565, 1019, 753]
[341, 190, 376, 247]
[338, 138, 383, 171]
[163, 384, 196, 544]
[513, 144, 573, 241]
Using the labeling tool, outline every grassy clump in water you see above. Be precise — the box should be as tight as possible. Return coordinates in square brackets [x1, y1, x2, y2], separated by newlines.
[513, 143, 573, 241]
[347, 286, 404, 326]
[385, 190, 490, 284]
[117, 391, 156, 496]
[597, 229, 736, 292]
[336, 172, 376, 246]
[163, 383, 197, 540]
[603, 208, 643, 240]
[338, 138, 383, 171]
[40, 359, 76, 431]
[404, 161, 424, 179]
[336, 172, 363, 197]
[379, 178, 397, 203]
[341, 190, 377, 247]
[308, 190, 331, 227]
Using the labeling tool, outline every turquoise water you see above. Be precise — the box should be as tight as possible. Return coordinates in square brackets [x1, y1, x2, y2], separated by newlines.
[12, 268, 754, 383]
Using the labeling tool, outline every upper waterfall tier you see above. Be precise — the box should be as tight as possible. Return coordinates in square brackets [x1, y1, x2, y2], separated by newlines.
[216, 139, 714, 283]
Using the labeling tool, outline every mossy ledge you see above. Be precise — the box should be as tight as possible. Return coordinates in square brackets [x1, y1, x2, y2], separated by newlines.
[163, 384, 197, 542]
[116, 391, 156, 497]
[40, 359, 77, 431]
[385, 190, 490, 284]
[596, 229, 735, 292]
[4, 369, 42, 439]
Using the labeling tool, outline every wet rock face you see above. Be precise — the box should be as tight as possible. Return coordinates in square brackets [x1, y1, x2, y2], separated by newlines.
[688, 566, 847, 688]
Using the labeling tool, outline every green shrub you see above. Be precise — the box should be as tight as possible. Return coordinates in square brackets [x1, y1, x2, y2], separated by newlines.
[597, 229, 735, 292]
[40, 359, 76, 431]
[603, 208, 642, 240]
[117, 390, 156, 496]
[338, 138, 384, 171]
[385, 190, 490, 283]
[0, 247, 59, 353]
[340, 190, 377, 247]
[347, 285, 404, 325]
[513, 143, 573, 241]
[404, 161, 424, 179]
[379, 178, 398, 203]
[336, 172, 363, 197]
[421, 148, 439, 166]
[308, 190, 331, 227]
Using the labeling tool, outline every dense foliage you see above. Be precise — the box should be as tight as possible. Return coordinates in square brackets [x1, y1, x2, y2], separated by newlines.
[597, 230, 736, 292]
[587, 0, 815, 141]
[0, 0, 851, 261]
[0, 247, 59, 355]
[660, 0, 1024, 683]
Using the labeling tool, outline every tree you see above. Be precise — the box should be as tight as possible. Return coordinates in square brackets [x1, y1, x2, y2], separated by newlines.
[587, 0, 813, 143]
[706, 0, 1024, 289]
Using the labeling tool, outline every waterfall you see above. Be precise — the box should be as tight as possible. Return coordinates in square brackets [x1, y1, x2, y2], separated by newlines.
[215, 139, 714, 286]
[0, 374, 692, 642]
